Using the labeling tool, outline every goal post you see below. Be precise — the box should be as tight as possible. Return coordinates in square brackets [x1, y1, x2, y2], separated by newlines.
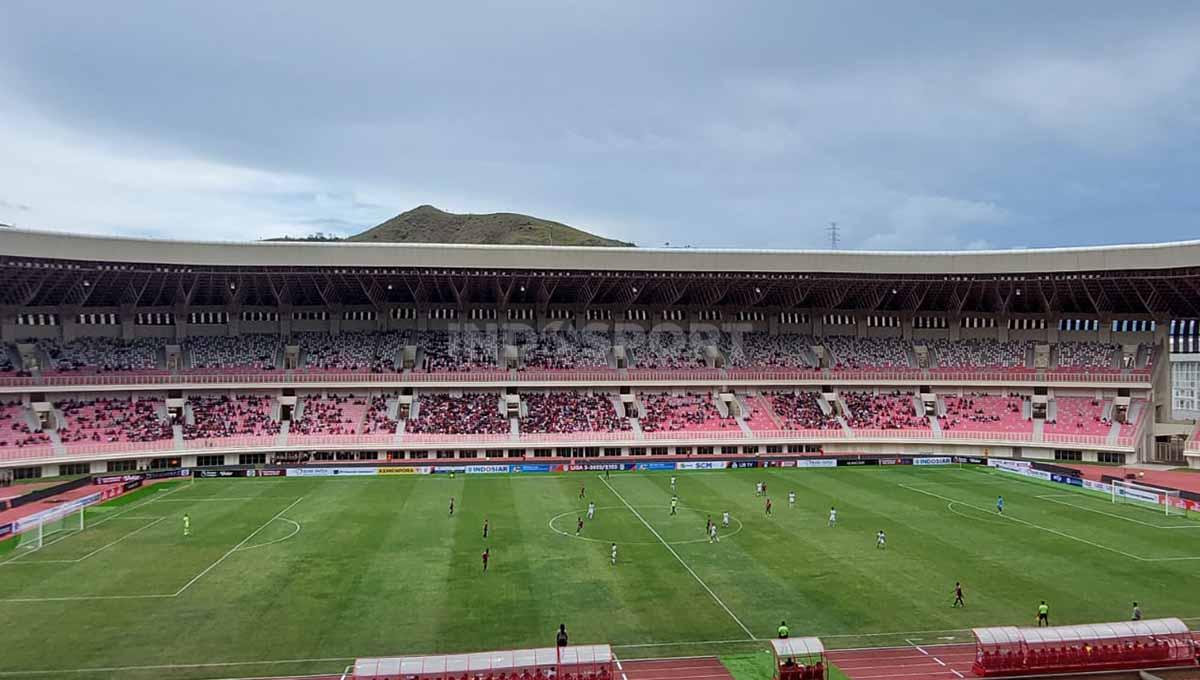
[1111, 479, 1185, 517]
[13, 505, 86, 555]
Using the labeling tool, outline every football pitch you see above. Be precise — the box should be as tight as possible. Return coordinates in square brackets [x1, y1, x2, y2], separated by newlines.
[2, 465, 1200, 680]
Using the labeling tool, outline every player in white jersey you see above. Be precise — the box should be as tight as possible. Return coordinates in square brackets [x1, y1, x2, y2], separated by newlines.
[611, 543, 618, 565]
[755, 481, 763, 496]
[788, 490, 796, 508]
[587, 502, 596, 520]
[722, 511, 731, 528]
[709, 523, 719, 543]
[670, 476, 677, 493]
[828, 506, 837, 527]
[876, 530, 887, 549]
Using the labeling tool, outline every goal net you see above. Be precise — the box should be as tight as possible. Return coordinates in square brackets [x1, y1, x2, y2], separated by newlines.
[1111, 479, 1185, 517]
[14, 505, 85, 555]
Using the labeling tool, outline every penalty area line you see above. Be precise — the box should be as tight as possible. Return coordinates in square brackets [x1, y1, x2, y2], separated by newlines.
[0, 496, 306, 603]
[899, 484, 1150, 562]
[173, 496, 304, 596]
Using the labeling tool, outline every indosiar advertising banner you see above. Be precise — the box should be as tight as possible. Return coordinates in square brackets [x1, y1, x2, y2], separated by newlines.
[913, 456, 954, 466]
[465, 465, 511, 474]
[635, 462, 677, 471]
[676, 461, 728, 471]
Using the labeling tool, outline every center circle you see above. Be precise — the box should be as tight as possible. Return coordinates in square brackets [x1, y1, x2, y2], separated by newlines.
[548, 505, 745, 545]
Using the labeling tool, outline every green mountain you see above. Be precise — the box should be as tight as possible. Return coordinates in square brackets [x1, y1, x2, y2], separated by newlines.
[346, 205, 634, 247]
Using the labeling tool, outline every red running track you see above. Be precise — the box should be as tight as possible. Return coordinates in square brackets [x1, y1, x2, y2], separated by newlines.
[828, 643, 976, 680]
[219, 659, 732, 680]
[619, 657, 734, 680]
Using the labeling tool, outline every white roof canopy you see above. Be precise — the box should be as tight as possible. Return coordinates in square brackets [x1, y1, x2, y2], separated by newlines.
[354, 644, 614, 677]
[770, 637, 825, 658]
[974, 619, 1190, 649]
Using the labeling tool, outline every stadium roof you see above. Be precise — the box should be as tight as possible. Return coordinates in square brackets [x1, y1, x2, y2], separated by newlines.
[2, 228, 1200, 315]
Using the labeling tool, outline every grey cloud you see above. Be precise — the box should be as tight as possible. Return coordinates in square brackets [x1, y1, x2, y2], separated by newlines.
[0, 1, 1199, 248]
[0, 199, 32, 212]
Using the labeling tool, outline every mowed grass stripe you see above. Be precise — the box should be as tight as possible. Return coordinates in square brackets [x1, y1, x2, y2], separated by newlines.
[5, 469, 1200, 680]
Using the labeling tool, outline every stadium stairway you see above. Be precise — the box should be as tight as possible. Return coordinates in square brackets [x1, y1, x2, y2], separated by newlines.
[818, 394, 836, 418]
[48, 429, 66, 456]
[836, 415, 852, 435]
[609, 395, 627, 421]
[928, 415, 942, 436]
[1107, 419, 1122, 444]
[21, 405, 41, 434]
[629, 416, 644, 437]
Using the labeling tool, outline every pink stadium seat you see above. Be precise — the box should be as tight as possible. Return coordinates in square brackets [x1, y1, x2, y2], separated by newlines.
[639, 392, 739, 433]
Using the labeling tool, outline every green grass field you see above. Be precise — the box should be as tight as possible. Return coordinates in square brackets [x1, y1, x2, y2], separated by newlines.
[2, 465, 1199, 680]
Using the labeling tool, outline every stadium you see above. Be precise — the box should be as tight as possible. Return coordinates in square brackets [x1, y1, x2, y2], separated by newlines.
[2, 228, 1200, 680]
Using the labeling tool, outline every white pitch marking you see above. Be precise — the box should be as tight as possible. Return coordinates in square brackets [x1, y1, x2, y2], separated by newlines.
[599, 474, 756, 640]
[0, 481, 190, 566]
[173, 496, 304, 596]
[900, 484, 1154, 562]
[235, 517, 302, 552]
[1035, 494, 1200, 529]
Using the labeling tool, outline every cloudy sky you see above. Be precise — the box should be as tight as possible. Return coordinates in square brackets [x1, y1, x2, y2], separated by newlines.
[2, 2, 1199, 250]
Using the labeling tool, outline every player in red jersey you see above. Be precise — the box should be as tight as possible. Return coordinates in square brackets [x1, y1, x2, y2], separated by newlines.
[482, 547, 490, 572]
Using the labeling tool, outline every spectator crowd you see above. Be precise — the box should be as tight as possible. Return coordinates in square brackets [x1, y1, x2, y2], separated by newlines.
[522, 392, 631, 433]
[405, 393, 509, 435]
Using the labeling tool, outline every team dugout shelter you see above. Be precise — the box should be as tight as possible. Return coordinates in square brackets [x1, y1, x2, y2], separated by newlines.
[353, 644, 614, 680]
[770, 637, 827, 680]
[972, 617, 1198, 676]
